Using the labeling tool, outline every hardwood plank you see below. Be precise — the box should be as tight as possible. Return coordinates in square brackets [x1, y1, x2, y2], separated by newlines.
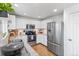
[32, 43, 56, 56]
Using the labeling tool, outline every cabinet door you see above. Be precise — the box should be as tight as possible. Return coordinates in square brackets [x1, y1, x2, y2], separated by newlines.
[8, 15, 16, 29]
[37, 35, 43, 43]
[0, 20, 2, 33]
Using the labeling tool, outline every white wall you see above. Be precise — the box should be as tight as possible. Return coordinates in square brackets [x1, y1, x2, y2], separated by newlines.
[64, 9, 70, 56]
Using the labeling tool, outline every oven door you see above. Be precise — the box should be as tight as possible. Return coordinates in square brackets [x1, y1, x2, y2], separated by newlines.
[27, 35, 36, 42]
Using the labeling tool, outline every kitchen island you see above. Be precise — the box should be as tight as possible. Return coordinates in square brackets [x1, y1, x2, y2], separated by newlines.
[0, 35, 38, 56]
[16, 35, 38, 56]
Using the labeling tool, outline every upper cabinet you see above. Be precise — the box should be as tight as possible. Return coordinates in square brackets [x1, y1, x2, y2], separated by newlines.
[0, 17, 8, 33]
[8, 15, 16, 29]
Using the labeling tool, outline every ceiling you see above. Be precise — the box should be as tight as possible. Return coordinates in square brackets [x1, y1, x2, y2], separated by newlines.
[11, 3, 76, 20]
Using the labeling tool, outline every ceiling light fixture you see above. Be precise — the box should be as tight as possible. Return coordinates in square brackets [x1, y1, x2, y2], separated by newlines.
[38, 16, 41, 18]
[24, 13, 26, 15]
[53, 9, 57, 12]
[14, 4, 18, 7]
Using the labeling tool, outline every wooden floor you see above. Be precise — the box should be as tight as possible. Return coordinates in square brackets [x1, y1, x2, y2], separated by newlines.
[32, 43, 56, 56]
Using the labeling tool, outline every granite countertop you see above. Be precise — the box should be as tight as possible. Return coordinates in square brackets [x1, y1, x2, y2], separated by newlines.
[22, 36, 38, 56]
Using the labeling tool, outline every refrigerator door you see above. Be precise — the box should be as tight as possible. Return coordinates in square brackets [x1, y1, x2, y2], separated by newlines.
[51, 22, 56, 43]
[47, 22, 64, 45]
[47, 22, 56, 43]
[54, 22, 61, 44]
[47, 23, 53, 43]
[55, 22, 64, 45]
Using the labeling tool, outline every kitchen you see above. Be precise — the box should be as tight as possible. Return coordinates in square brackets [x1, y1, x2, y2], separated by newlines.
[0, 3, 79, 56]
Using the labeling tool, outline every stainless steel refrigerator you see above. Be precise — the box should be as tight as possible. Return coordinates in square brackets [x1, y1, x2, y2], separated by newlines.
[47, 22, 64, 56]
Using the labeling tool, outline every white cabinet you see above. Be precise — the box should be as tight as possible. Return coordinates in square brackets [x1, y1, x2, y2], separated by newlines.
[8, 15, 16, 29]
[0, 18, 8, 33]
[37, 35, 47, 46]
[37, 35, 42, 43]
[0, 20, 2, 33]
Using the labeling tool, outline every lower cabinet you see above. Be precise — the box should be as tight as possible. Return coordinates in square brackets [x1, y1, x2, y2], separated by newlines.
[37, 35, 47, 46]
